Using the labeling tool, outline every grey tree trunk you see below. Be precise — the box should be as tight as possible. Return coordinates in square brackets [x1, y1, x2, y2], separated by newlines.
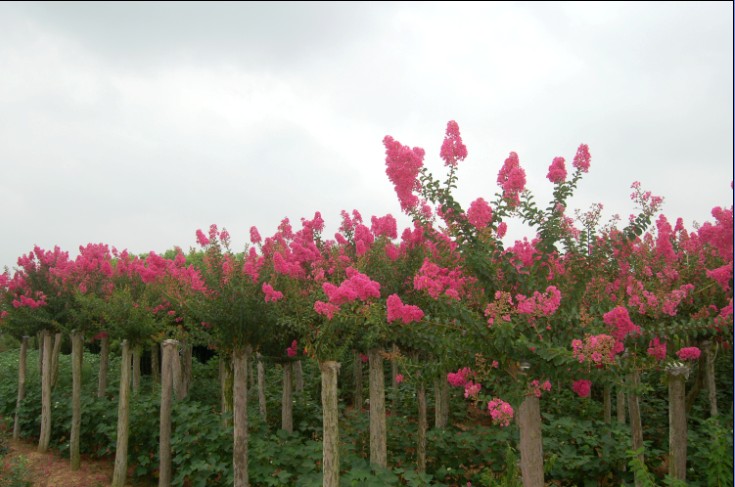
[257, 355, 267, 421]
[282, 362, 293, 433]
[151, 343, 160, 384]
[320, 361, 341, 487]
[434, 377, 449, 428]
[98, 335, 110, 398]
[50, 332, 62, 389]
[233, 347, 251, 487]
[38, 331, 52, 453]
[132, 346, 141, 393]
[417, 380, 427, 473]
[37, 331, 43, 375]
[353, 352, 363, 410]
[517, 394, 544, 487]
[617, 388, 626, 424]
[220, 354, 233, 426]
[13, 336, 28, 440]
[603, 384, 612, 424]
[181, 341, 192, 398]
[159, 339, 177, 487]
[294, 360, 304, 393]
[70, 331, 83, 470]
[172, 343, 183, 400]
[668, 365, 689, 482]
[704, 341, 718, 417]
[627, 370, 645, 487]
[368, 348, 387, 468]
[111, 340, 132, 487]
[391, 344, 399, 413]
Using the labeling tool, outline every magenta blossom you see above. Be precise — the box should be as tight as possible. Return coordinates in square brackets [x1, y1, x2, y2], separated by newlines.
[546, 156, 567, 184]
[572, 144, 591, 172]
[195, 229, 210, 247]
[384, 135, 425, 212]
[572, 379, 592, 398]
[676, 347, 701, 361]
[439, 120, 468, 167]
[467, 197, 493, 229]
[487, 398, 514, 427]
[395, 374, 404, 384]
[386, 294, 425, 324]
[647, 337, 667, 361]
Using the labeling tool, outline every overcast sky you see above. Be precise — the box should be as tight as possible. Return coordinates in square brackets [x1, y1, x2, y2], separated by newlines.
[1, 1, 732, 271]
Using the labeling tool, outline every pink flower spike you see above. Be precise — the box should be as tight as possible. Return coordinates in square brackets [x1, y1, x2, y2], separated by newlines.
[572, 379, 592, 398]
[439, 120, 468, 167]
[546, 156, 567, 184]
[572, 144, 591, 172]
[676, 347, 701, 361]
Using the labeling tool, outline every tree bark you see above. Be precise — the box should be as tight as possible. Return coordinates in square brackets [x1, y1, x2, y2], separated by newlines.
[220, 354, 232, 426]
[704, 341, 718, 417]
[282, 362, 293, 433]
[434, 377, 449, 429]
[233, 347, 251, 487]
[294, 360, 304, 393]
[13, 336, 29, 440]
[257, 355, 267, 422]
[158, 340, 177, 487]
[320, 361, 341, 487]
[391, 344, 399, 414]
[368, 348, 387, 468]
[97, 335, 109, 398]
[603, 384, 612, 424]
[37, 331, 43, 375]
[132, 346, 141, 393]
[151, 343, 160, 384]
[38, 330, 52, 453]
[616, 388, 626, 425]
[70, 331, 83, 470]
[111, 340, 132, 487]
[417, 380, 427, 473]
[172, 342, 183, 400]
[50, 332, 62, 389]
[668, 365, 689, 482]
[181, 341, 192, 398]
[353, 352, 363, 410]
[517, 394, 544, 487]
[627, 370, 645, 487]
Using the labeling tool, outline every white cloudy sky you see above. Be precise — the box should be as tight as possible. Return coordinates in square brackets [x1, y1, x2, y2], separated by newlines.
[1, 2, 732, 270]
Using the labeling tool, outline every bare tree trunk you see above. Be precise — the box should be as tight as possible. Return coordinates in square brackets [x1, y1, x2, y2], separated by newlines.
[617, 388, 626, 425]
[320, 361, 341, 487]
[111, 340, 132, 487]
[353, 352, 363, 410]
[132, 346, 141, 394]
[233, 346, 251, 487]
[391, 344, 399, 414]
[13, 336, 28, 440]
[220, 354, 232, 426]
[50, 332, 62, 389]
[257, 355, 267, 422]
[627, 370, 644, 487]
[668, 365, 689, 482]
[434, 377, 449, 428]
[294, 360, 304, 393]
[151, 343, 160, 384]
[281, 362, 294, 433]
[70, 331, 83, 470]
[98, 335, 109, 398]
[704, 341, 718, 417]
[417, 380, 427, 473]
[38, 331, 52, 453]
[603, 384, 612, 424]
[368, 348, 387, 468]
[181, 341, 192, 398]
[517, 394, 544, 487]
[159, 340, 177, 487]
[37, 331, 43, 375]
[172, 343, 183, 400]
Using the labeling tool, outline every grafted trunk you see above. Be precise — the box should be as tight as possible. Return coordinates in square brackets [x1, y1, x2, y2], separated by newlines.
[158, 339, 177, 487]
[282, 362, 293, 433]
[50, 332, 62, 389]
[13, 336, 29, 440]
[70, 331, 83, 470]
[417, 380, 427, 473]
[37, 331, 43, 374]
[434, 377, 449, 428]
[617, 388, 626, 425]
[704, 341, 718, 417]
[368, 348, 387, 468]
[233, 347, 251, 487]
[294, 360, 304, 393]
[627, 370, 644, 487]
[97, 335, 110, 398]
[668, 365, 689, 482]
[181, 341, 192, 398]
[353, 352, 363, 410]
[257, 355, 267, 421]
[172, 343, 183, 400]
[320, 361, 341, 487]
[220, 354, 233, 426]
[151, 343, 160, 384]
[38, 331, 52, 453]
[132, 346, 141, 393]
[517, 394, 544, 487]
[111, 340, 132, 487]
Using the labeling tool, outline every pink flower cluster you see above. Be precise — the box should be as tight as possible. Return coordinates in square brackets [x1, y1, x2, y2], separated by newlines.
[572, 144, 591, 173]
[496, 152, 526, 207]
[370, 214, 398, 240]
[386, 294, 425, 324]
[546, 157, 567, 184]
[12, 292, 47, 309]
[572, 379, 592, 398]
[603, 306, 641, 353]
[571, 334, 617, 366]
[413, 259, 470, 300]
[515, 286, 562, 317]
[395, 374, 405, 384]
[322, 268, 381, 305]
[487, 398, 514, 427]
[484, 291, 513, 326]
[647, 337, 667, 361]
[439, 120, 468, 168]
[262, 283, 284, 303]
[464, 381, 482, 399]
[314, 300, 340, 320]
[286, 340, 298, 357]
[447, 367, 474, 387]
[529, 379, 552, 398]
[676, 347, 701, 361]
[384, 135, 425, 212]
[466, 197, 493, 229]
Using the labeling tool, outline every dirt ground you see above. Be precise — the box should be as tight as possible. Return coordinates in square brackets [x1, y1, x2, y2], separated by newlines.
[2, 439, 150, 487]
